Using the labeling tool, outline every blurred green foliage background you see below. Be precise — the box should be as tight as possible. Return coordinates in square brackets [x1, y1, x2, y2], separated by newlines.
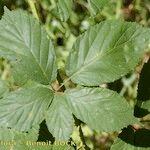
[0, 0, 149, 149]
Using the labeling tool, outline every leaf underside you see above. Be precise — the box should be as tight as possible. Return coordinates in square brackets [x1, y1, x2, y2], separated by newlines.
[0, 125, 39, 150]
[46, 94, 74, 140]
[0, 7, 57, 85]
[0, 79, 9, 98]
[65, 87, 137, 132]
[0, 127, 73, 150]
[0, 83, 53, 131]
[0, 7, 150, 145]
[66, 21, 150, 86]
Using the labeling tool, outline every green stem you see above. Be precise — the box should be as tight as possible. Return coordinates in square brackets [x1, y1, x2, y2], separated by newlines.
[57, 70, 66, 92]
[27, 0, 39, 20]
[1, 61, 10, 80]
[79, 125, 90, 150]
[115, 0, 122, 19]
[56, 77, 71, 91]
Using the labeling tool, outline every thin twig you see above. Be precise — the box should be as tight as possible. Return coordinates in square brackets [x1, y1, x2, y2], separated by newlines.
[56, 77, 71, 91]
[27, 0, 39, 20]
[79, 125, 90, 150]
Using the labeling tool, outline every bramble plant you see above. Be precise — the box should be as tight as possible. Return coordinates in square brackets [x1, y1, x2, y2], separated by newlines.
[0, 0, 150, 149]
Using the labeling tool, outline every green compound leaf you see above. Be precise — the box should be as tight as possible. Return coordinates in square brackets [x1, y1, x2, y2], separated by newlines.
[111, 127, 150, 150]
[56, 0, 73, 21]
[66, 21, 150, 86]
[0, 83, 53, 131]
[0, 7, 57, 85]
[65, 87, 137, 132]
[87, 0, 109, 15]
[46, 94, 74, 140]
[0, 79, 9, 98]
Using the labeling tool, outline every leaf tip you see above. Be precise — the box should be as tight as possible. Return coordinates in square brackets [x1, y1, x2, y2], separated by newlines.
[3, 6, 10, 13]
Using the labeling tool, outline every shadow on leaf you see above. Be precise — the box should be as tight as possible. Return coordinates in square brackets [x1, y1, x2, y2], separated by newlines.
[118, 126, 150, 148]
[134, 59, 150, 117]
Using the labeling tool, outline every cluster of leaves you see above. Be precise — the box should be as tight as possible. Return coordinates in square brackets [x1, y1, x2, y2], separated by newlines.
[0, 0, 150, 150]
